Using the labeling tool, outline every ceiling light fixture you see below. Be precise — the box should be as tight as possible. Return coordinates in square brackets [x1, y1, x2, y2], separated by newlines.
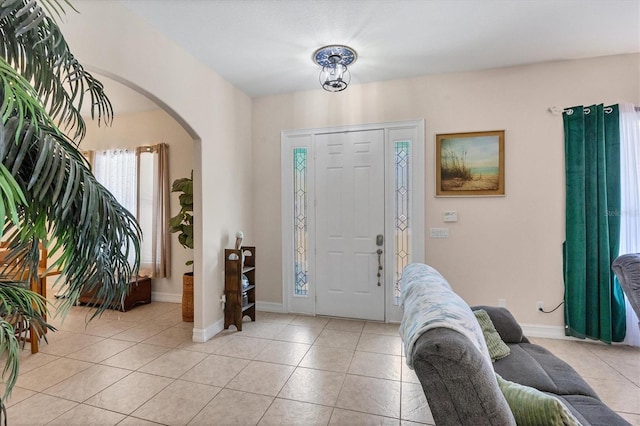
[312, 45, 357, 92]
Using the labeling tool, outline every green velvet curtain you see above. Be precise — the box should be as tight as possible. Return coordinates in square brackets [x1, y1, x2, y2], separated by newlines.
[563, 104, 626, 343]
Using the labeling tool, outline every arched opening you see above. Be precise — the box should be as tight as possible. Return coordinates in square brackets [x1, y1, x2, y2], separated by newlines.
[75, 68, 202, 334]
[86, 67, 200, 140]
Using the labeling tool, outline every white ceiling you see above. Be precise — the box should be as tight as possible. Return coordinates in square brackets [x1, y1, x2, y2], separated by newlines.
[119, 0, 640, 98]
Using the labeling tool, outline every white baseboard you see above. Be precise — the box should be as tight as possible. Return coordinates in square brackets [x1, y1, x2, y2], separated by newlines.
[521, 323, 631, 345]
[521, 323, 568, 340]
[152, 292, 181, 304]
[192, 317, 224, 343]
[256, 301, 283, 313]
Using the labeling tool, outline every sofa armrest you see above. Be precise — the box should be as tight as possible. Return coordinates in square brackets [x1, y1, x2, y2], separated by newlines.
[472, 306, 528, 343]
[612, 253, 640, 321]
[412, 328, 516, 425]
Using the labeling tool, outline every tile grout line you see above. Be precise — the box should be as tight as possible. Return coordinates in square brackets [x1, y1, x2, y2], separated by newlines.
[585, 345, 640, 390]
[28, 306, 640, 424]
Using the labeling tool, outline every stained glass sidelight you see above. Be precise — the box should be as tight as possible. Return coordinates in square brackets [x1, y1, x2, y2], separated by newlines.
[394, 141, 411, 304]
[293, 148, 308, 296]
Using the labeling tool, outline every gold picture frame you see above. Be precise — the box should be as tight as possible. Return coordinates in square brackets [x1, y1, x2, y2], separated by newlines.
[436, 130, 505, 197]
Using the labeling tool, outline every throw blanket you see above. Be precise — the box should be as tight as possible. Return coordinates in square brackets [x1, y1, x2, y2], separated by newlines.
[399, 263, 492, 368]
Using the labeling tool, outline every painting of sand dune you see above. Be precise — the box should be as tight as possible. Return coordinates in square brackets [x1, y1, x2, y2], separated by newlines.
[436, 130, 505, 196]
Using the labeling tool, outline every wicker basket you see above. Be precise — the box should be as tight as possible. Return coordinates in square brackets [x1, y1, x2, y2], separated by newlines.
[182, 273, 194, 322]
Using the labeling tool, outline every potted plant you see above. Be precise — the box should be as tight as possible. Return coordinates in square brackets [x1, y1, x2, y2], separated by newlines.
[169, 172, 194, 321]
[0, 0, 142, 421]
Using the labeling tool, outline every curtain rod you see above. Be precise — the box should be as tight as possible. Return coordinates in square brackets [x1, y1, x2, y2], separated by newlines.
[548, 106, 566, 115]
[136, 143, 167, 153]
[548, 105, 640, 116]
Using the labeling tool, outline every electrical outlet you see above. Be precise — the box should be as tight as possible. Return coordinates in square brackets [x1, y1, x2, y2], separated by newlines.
[536, 301, 544, 312]
[497, 298, 507, 308]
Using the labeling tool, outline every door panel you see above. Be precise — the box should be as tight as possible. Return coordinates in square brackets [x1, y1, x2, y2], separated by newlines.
[315, 130, 385, 320]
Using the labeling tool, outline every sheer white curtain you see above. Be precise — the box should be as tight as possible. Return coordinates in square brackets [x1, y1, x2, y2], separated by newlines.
[92, 145, 171, 278]
[619, 103, 640, 346]
[93, 149, 138, 267]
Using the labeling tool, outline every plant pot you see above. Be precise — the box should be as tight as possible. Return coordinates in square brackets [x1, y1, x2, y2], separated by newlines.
[182, 272, 194, 322]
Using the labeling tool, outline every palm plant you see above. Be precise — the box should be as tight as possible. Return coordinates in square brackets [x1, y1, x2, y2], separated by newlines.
[0, 0, 141, 422]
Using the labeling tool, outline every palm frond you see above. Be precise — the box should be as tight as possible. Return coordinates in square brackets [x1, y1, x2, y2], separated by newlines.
[0, 0, 112, 142]
[0, 1, 139, 423]
[0, 162, 26, 232]
[0, 318, 19, 426]
[0, 47, 140, 310]
[0, 282, 52, 425]
[1, 115, 141, 318]
[0, 56, 56, 138]
[0, 281, 52, 342]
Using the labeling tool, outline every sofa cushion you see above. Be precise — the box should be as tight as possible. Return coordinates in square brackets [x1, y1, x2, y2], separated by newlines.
[412, 328, 516, 425]
[494, 343, 599, 398]
[472, 305, 527, 343]
[555, 394, 631, 426]
[474, 309, 511, 361]
[496, 374, 581, 426]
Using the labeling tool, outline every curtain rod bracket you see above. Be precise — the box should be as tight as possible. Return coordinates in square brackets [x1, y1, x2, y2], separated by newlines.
[548, 106, 565, 116]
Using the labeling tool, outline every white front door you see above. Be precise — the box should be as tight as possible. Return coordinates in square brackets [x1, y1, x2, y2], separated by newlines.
[314, 130, 385, 320]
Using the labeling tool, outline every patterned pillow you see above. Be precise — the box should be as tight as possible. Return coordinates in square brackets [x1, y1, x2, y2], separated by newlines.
[474, 309, 511, 361]
[496, 374, 582, 426]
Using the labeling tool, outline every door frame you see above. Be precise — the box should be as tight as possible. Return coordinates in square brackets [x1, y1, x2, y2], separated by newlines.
[281, 119, 425, 323]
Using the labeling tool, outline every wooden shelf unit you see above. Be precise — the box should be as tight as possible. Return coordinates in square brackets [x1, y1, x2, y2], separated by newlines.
[224, 246, 256, 331]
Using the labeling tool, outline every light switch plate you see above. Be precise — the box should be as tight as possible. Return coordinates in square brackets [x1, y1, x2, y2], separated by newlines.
[443, 211, 458, 222]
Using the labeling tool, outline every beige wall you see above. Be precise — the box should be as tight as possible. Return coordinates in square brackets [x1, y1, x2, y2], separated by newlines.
[60, 1, 253, 339]
[59, 1, 637, 336]
[252, 53, 640, 328]
[82, 109, 193, 300]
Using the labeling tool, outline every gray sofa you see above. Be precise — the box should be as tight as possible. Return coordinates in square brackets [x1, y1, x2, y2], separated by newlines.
[411, 305, 629, 425]
[612, 253, 640, 327]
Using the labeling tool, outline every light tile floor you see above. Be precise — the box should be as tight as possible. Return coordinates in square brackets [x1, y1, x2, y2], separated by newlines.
[4, 298, 640, 425]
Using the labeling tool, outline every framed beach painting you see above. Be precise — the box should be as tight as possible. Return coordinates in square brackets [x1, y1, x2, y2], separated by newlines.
[436, 130, 505, 196]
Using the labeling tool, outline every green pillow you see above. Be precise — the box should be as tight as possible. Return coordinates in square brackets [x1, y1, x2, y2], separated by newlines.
[474, 309, 511, 361]
[496, 374, 582, 426]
